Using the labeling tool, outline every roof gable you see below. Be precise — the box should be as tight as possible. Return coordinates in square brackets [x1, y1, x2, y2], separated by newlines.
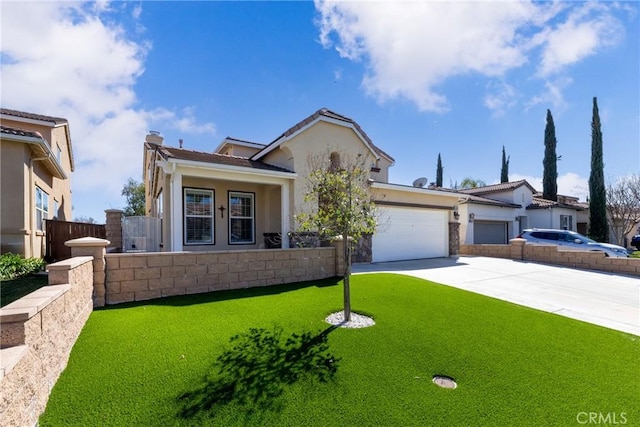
[1, 107, 74, 171]
[1, 108, 68, 125]
[250, 108, 394, 163]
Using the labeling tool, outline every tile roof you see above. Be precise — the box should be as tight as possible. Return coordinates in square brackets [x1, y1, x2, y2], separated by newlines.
[157, 145, 294, 173]
[458, 179, 537, 195]
[0, 125, 44, 140]
[460, 194, 522, 208]
[254, 108, 395, 162]
[1, 108, 68, 125]
[527, 196, 587, 210]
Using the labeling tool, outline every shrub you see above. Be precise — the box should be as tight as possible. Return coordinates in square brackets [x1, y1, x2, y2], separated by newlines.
[0, 253, 45, 281]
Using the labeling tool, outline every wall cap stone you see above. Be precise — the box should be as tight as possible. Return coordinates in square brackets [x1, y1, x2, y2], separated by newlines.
[47, 256, 93, 271]
[65, 237, 111, 248]
[0, 284, 70, 323]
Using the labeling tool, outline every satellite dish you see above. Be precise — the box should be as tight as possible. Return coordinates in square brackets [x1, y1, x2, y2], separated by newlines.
[412, 177, 428, 188]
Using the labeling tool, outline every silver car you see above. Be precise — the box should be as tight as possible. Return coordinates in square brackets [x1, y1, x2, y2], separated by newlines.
[517, 229, 629, 258]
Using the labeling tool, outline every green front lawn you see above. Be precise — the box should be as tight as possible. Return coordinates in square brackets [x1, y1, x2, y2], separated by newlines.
[40, 274, 639, 426]
[1, 274, 49, 307]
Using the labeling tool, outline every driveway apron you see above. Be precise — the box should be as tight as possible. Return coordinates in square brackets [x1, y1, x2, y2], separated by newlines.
[352, 256, 640, 336]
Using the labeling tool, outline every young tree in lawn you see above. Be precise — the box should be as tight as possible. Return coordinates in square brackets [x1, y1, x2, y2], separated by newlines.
[589, 97, 608, 242]
[543, 109, 558, 201]
[121, 178, 145, 216]
[295, 152, 377, 321]
[500, 146, 510, 183]
[436, 153, 443, 188]
[606, 174, 640, 247]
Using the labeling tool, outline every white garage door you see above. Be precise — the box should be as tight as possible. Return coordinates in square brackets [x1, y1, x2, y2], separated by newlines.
[372, 207, 448, 262]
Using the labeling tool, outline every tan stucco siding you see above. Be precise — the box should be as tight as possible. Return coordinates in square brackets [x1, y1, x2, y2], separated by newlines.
[180, 177, 281, 251]
[372, 187, 458, 209]
[0, 142, 29, 255]
[226, 145, 262, 158]
[265, 121, 382, 228]
[0, 118, 73, 257]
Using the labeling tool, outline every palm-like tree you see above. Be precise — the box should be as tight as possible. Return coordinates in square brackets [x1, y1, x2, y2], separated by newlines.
[459, 177, 486, 189]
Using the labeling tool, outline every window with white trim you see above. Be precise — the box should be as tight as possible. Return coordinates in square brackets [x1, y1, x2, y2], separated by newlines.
[184, 188, 214, 244]
[560, 214, 573, 231]
[35, 186, 49, 231]
[56, 144, 62, 164]
[229, 192, 255, 244]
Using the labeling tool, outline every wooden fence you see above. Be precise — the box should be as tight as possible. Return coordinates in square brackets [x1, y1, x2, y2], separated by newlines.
[45, 220, 106, 262]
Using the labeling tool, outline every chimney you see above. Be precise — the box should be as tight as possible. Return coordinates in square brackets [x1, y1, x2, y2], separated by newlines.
[179, 139, 184, 148]
[145, 130, 163, 145]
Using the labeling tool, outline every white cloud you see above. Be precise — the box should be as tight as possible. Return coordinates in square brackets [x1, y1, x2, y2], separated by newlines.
[533, 2, 623, 77]
[484, 81, 518, 117]
[315, 1, 623, 113]
[0, 2, 215, 220]
[525, 77, 572, 112]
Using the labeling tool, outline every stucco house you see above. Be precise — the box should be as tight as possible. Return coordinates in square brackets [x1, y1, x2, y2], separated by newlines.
[0, 108, 74, 258]
[143, 108, 462, 262]
[457, 180, 586, 244]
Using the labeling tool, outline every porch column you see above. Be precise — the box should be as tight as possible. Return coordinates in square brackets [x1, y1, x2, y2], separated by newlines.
[281, 181, 290, 249]
[170, 171, 183, 251]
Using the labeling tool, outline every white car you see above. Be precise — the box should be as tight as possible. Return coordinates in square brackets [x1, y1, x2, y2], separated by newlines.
[517, 229, 629, 258]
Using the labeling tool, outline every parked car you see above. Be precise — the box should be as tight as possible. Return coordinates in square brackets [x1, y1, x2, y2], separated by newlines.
[631, 235, 640, 251]
[517, 229, 630, 258]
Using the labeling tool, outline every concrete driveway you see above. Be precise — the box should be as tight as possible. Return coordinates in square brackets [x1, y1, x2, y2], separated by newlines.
[352, 256, 640, 336]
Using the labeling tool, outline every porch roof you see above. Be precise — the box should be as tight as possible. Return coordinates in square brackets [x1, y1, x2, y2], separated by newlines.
[158, 145, 294, 173]
[460, 194, 521, 208]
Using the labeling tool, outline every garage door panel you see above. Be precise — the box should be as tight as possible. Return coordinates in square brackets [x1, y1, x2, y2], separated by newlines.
[372, 207, 448, 262]
[474, 221, 507, 244]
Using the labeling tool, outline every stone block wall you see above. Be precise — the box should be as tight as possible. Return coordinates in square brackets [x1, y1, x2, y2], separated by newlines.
[460, 239, 640, 277]
[104, 247, 337, 305]
[0, 256, 94, 427]
[104, 209, 123, 253]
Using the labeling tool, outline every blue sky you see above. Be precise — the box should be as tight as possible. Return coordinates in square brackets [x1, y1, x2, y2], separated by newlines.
[2, 1, 638, 222]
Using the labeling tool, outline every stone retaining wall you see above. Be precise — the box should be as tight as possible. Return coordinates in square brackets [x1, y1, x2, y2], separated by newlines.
[0, 256, 94, 427]
[104, 247, 337, 305]
[461, 239, 640, 277]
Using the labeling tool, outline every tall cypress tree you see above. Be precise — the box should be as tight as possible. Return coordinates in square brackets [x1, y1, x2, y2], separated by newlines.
[589, 97, 608, 241]
[500, 146, 509, 183]
[436, 153, 443, 187]
[543, 109, 558, 201]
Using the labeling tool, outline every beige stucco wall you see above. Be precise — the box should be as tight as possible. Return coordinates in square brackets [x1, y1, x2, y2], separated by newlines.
[0, 118, 73, 258]
[263, 120, 388, 228]
[177, 177, 282, 251]
[0, 141, 29, 255]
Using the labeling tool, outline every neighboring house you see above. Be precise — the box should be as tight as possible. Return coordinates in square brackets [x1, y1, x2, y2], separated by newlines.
[457, 180, 586, 244]
[1, 108, 74, 258]
[143, 108, 462, 262]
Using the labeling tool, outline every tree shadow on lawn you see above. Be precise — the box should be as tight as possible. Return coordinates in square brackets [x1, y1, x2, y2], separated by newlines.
[176, 325, 340, 420]
[99, 277, 342, 311]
